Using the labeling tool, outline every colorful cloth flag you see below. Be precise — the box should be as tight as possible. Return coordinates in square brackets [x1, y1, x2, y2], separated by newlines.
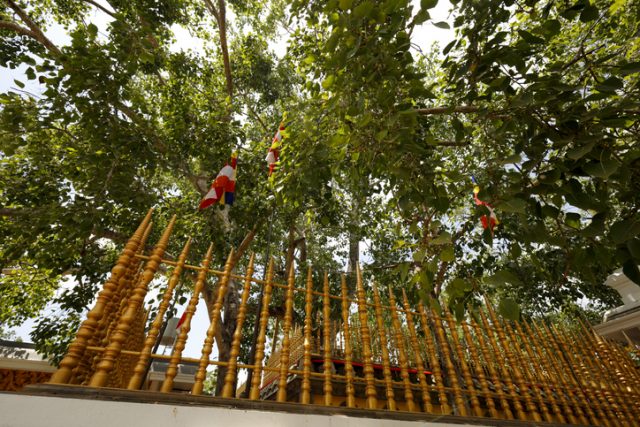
[266, 122, 285, 176]
[175, 311, 187, 330]
[472, 177, 499, 233]
[199, 152, 237, 210]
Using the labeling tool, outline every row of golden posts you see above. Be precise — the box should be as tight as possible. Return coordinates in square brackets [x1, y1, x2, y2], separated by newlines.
[49, 210, 640, 426]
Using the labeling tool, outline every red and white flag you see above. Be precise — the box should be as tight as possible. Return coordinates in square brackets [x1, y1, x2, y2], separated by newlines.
[266, 122, 285, 176]
[199, 152, 237, 209]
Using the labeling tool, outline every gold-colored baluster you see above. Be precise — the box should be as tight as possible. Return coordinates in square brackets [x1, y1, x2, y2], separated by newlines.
[402, 290, 433, 413]
[340, 275, 356, 408]
[355, 265, 378, 409]
[276, 263, 296, 402]
[565, 327, 628, 427]
[522, 321, 578, 425]
[443, 310, 481, 417]
[549, 324, 612, 427]
[89, 216, 175, 387]
[503, 321, 553, 423]
[512, 321, 564, 423]
[300, 267, 314, 404]
[469, 316, 513, 419]
[160, 243, 214, 393]
[192, 249, 236, 395]
[536, 321, 590, 425]
[417, 302, 451, 415]
[478, 310, 528, 420]
[460, 318, 498, 418]
[371, 283, 396, 411]
[221, 253, 256, 398]
[388, 288, 415, 411]
[575, 321, 637, 424]
[483, 302, 538, 421]
[127, 237, 192, 390]
[321, 272, 333, 406]
[50, 208, 153, 384]
[431, 307, 467, 416]
[249, 258, 275, 400]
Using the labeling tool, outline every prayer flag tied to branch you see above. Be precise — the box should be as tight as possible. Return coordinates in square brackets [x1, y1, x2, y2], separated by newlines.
[265, 122, 285, 176]
[472, 177, 499, 234]
[199, 151, 237, 210]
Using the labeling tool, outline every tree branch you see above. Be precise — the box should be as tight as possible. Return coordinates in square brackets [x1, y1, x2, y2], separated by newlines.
[416, 106, 480, 115]
[81, 0, 118, 19]
[5, 0, 62, 56]
[0, 20, 39, 39]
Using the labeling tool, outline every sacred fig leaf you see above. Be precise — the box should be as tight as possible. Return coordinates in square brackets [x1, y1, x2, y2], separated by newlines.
[322, 75, 335, 89]
[498, 297, 521, 321]
[580, 3, 599, 22]
[565, 212, 582, 229]
[433, 21, 450, 29]
[583, 159, 618, 179]
[610, 218, 640, 243]
[623, 260, 640, 285]
[484, 269, 521, 286]
[496, 197, 527, 214]
[338, 0, 354, 10]
[440, 246, 455, 262]
[421, 0, 438, 9]
[619, 61, 640, 75]
[353, 1, 374, 19]
[567, 142, 594, 160]
[431, 231, 452, 245]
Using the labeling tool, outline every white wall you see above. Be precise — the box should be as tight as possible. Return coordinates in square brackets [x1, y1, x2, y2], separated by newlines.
[0, 393, 490, 427]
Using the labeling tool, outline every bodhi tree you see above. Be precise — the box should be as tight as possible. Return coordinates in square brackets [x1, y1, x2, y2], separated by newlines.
[1, 0, 639, 370]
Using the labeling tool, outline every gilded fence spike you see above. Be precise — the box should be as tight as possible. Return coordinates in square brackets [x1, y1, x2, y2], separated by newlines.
[483, 301, 536, 421]
[127, 237, 192, 390]
[192, 248, 236, 395]
[430, 307, 467, 416]
[249, 259, 275, 400]
[503, 321, 553, 424]
[512, 321, 565, 423]
[549, 324, 610, 426]
[160, 243, 214, 393]
[459, 317, 497, 418]
[564, 327, 628, 426]
[577, 325, 639, 425]
[536, 321, 591, 425]
[276, 262, 296, 402]
[443, 309, 481, 417]
[89, 215, 175, 388]
[371, 283, 396, 411]
[50, 208, 154, 384]
[402, 290, 433, 413]
[222, 253, 256, 398]
[469, 316, 513, 419]
[388, 288, 415, 412]
[417, 302, 451, 415]
[523, 321, 578, 425]
[355, 265, 378, 410]
[321, 272, 334, 406]
[300, 267, 314, 404]
[340, 275, 356, 408]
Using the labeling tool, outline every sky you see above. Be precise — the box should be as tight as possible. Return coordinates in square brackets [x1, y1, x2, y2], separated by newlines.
[3, 0, 455, 361]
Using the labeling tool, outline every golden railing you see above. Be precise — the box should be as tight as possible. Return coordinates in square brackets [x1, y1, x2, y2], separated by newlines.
[48, 211, 640, 426]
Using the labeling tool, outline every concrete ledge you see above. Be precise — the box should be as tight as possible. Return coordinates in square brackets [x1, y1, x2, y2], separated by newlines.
[6, 384, 578, 427]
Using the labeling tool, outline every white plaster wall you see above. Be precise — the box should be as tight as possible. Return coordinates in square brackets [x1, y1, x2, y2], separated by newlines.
[0, 394, 491, 427]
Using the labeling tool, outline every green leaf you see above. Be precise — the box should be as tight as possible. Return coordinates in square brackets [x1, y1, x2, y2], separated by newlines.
[322, 75, 335, 89]
[13, 79, 25, 89]
[583, 159, 618, 179]
[431, 231, 452, 245]
[353, 1, 374, 19]
[421, 0, 438, 9]
[610, 218, 640, 243]
[567, 142, 594, 160]
[623, 260, 640, 285]
[433, 21, 450, 29]
[537, 19, 561, 39]
[413, 249, 426, 263]
[440, 246, 455, 262]
[518, 30, 545, 44]
[496, 198, 527, 214]
[565, 212, 581, 229]
[484, 269, 521, 286]
[627, 239, 640, 259]
[580, 4, 599, 22]
[339, 0, 354, 10]
[498, 298, 521, 321]
[619, 61, 640, 75]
